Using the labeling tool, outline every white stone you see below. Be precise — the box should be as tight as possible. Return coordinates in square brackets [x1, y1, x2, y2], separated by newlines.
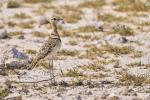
[0, 29, 7, 39]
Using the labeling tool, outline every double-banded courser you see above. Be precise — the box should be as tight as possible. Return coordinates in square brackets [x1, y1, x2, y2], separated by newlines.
[28, 17, 64, 85]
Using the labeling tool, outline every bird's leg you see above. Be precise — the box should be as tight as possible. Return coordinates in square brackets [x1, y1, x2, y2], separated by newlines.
[51, 59, 57, 85]
[48, 59, 53, 86]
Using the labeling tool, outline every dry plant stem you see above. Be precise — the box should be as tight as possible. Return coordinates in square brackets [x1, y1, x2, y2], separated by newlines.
[13, 79, 51, 83]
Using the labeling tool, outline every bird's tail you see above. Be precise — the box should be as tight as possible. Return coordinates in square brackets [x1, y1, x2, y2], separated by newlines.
[27, 58, 39, 70]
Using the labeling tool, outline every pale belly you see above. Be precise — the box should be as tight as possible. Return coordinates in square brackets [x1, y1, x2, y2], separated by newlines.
[47, 40, 61, 60]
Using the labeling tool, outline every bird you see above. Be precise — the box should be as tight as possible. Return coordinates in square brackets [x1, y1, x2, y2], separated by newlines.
[27, 16, 64, 85]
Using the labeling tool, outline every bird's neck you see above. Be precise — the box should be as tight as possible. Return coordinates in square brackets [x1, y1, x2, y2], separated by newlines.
[52, 22, 58, 33]
[51, 22, 60, 38]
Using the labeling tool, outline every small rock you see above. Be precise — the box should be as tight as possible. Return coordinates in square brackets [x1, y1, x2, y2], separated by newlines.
[11, 48, 28, 59]
[17, 35, 24, 39]
[0, 56, 5, 68]
[0, 29, 7, 39]
[105, 35, 128, 44]
[4, 93, 22, 100]
[122, 87, 129, 96]
[77, 95, 82, 100]
[86, 91, 92, 95]
[0, 69, 7, 76]
[59, 81, 69, 87]
[113, 60, 120, 68]
[3, 47, 30, 69]
[118, 36, 128, 43]
[101, 93, 109, 99]
[108, 93, 119, 100]
[100, 80, 112, 84]
[57, 93, 62, 97]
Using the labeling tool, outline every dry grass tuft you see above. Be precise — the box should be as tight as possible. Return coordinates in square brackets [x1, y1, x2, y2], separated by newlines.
[77, 25, 99, 33]
[131, 51, 143, 58]
[25, 49, 37, 54]
[8, 31, 22, 36]
[102, 43, 133, 55]
[86, 43, 133, 58]
[68, 40, 78, 46]
[97, 13, 125, 22]
[108, 25, 134, 36]
[119, 72, 148, 86]
[0, 86, 9, 99]
[86, 46, 104, 59]
[38, 60, 48, 69]
[114, 0, 150, 12]
[24, 0, 52, 3]
[127, 62, 141, 67]
[64, 69, 85, 78]
[14, 13, 30, 19]
[18, 22, 34, 29]
[82, 62, 104, 71]
[78, 0, 105, 9]
[61, 29, 76, 37]
[7, 1, 21, 8]
[32, 31, 47, 37]
[54, 5, 83, 23]
[58, 49, 79, 57]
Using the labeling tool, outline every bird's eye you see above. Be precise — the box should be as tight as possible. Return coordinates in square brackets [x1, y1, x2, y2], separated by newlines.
[53, 18, 56, 20]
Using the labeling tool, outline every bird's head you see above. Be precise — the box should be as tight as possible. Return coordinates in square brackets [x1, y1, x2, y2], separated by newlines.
[50, 16, 65, 25]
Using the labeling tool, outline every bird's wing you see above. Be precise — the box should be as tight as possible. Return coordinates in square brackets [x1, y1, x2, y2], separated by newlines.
[28, 38, 58, 69]
[36, 38, 58, 60]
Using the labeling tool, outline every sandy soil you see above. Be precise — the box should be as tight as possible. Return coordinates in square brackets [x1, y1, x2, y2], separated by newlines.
[0, 0, 150, 100]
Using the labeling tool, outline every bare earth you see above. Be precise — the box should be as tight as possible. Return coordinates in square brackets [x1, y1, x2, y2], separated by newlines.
[0, 0, 150, 100]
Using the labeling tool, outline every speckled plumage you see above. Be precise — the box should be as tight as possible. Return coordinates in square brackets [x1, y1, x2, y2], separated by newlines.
[28, 17, 63, 70]
[28, 36, 61, 69]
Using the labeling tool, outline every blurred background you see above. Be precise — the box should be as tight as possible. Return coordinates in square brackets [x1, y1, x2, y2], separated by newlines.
[0, 0, 150, 100]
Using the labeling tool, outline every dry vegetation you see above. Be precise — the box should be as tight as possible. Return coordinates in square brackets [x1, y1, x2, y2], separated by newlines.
[32, 31, 47, 37]
[64, 69, 85, 78]
[0, 0, 150, 99]
[97, 13, 126, 22]
[108, 25, 134, 36]
[24, 0, 52, 3]
[114, 0, 150, 12]
[14, 13, 30, 19]
[54, 5, 83, 23]
[78, 0, 105, 9]
[58, 49, 79, 57]
[0, 86, 9, 99]
[119, 72, 150, 86]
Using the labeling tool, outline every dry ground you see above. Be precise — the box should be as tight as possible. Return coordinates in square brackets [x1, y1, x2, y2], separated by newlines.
[0, 0, 150, 100]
